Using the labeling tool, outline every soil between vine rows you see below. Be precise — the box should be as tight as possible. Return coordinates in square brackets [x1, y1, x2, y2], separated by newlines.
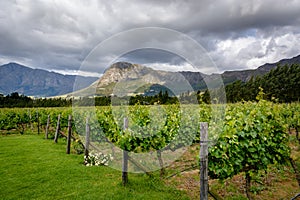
[164, 133, 300, 200]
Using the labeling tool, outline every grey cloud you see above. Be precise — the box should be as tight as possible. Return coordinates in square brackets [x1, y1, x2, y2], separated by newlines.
[114, 49, 191, 70]
[0, 0, 300, 74]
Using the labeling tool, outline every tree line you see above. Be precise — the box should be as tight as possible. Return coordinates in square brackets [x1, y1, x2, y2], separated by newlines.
[0, 91, 180, 107]
[225, 64, 300, 103]
[0, 92, 72, 108]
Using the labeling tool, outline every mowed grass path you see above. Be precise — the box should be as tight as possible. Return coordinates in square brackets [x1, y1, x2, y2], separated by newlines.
[0, 135, 188, 200]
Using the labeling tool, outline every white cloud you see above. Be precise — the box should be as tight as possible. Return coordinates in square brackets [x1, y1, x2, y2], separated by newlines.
[146, 62, 195, 72]
[209, 31, 300, 71]
[50, 69, 102, 77]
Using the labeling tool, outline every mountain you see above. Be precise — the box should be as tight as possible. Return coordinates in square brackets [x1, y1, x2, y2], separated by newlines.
[72, 62, 202, 97]
[221, 54, 300, 83]
[0, 62, 98, 97]
[72, 54, 300, 97]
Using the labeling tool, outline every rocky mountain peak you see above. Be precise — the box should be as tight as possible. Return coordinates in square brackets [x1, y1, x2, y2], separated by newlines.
[97, 62, 153, 86]
[108, 62, 136, 70]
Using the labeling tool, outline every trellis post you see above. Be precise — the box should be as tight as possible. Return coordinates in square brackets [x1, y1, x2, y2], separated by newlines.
[200, 122, 208, 200]
[54, 114, 61, 143]
[84, 117, 90, 157]
[66, 115, 72, 154]
[122, 117, 129, 186]
[45, 114, 50, 139]
[37, 110, 40, 134]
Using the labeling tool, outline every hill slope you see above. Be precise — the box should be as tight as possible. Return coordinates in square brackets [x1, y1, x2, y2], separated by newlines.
[0, 63, 98, 97]
[221, 54, 300, 83]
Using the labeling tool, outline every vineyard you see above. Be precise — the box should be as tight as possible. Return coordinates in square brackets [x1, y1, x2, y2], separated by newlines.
[0, 96, 300, 199]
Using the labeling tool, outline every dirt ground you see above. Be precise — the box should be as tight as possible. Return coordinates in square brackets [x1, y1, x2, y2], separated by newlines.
[164, 133, 300, 200]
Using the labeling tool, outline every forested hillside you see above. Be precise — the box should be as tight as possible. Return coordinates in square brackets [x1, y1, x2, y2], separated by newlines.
[225, 64, 300, 103]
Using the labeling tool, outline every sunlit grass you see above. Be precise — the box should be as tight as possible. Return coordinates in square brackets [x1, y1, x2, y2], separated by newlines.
[0, 135, 188, 200]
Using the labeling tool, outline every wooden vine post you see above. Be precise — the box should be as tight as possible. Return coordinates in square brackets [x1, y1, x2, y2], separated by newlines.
[45, 114, 50, 139]
[29, 110, 33, 130]
[36, 110, 40, 134]
[157, 150, 165, 177]
[122, 117, 129, 186]
[54, 114, 61, 143]
[200, 122, 208, 200]
[27, 109, 32, 130]
[66, 115, 72, 154]
[84, 117, 90, 157]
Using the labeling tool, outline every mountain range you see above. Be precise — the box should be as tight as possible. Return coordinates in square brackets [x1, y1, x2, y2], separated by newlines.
[0, 62, 98, 97]
[71, 54, 300, 97]
[1, 54, 300, 97]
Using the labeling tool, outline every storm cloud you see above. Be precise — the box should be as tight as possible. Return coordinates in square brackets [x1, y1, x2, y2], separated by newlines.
[0, 0, 300, 76]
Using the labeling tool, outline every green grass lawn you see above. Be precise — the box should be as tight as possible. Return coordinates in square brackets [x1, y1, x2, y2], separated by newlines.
[0, 135, 189, 200]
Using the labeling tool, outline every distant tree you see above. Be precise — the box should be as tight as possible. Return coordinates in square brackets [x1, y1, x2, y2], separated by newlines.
[10, 92, 20, 99]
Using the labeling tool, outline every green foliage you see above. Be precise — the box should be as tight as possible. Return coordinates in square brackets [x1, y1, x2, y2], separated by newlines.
[208, 98, 290, 180]
[93, 104, 195, 152]
[226, 64, 300, 103]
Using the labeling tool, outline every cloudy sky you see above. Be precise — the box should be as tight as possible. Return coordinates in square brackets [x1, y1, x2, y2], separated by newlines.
[1, 0, 300, 77]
